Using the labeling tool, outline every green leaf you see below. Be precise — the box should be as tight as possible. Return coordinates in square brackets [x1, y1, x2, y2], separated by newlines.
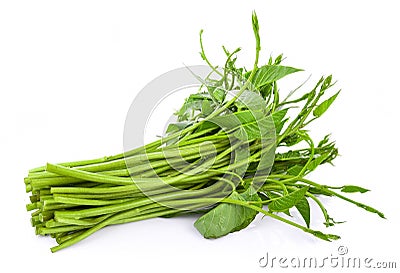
[311, 230, 340, 241]
[274, 54, 283, 65]
[196, 120, 219, 132]
[287, 165, 303, 176]
[268, 187, 309, 212]
[308, 187, 333, 196]
[295, 197, 311, 228]
[276, 118, 289, 135]
[357, 204, 385, 219]
[275, 150, 301, 160]
[166, 121, 192, 134]
[209, 110, 273, 141]
[264, 192, 291, 215]
[232, 113, 272, 141]
[282, 210, 292, 216]
[258, 83, 273, 99]
[225, 90, 266, 110]
[194, 188, 261, 238]
[271, 108, 288, 134]
[341, 185, 370, 193]
[250, 65, 302, 89]
[213, 87, 226, 103]
[281, 90, 314, 106]
[313, 90, 340, 117]
[206, 83, 226, 103]
[176, 96, 203, 121]
[187, 93, 212, 100]
[307, 153, 330, 172]
[176, 92, 216, 121]
[282, 131, 306, 146]
[317, 134, 331, 147]
[231, 187, 261, 232]
[321, 75, 333, 90]
[201, 100, 214, 116]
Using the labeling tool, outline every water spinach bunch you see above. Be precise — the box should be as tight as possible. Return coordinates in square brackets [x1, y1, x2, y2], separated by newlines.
[24, 12, 384, 252]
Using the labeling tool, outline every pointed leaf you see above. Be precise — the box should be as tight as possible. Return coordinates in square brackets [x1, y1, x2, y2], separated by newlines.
[177, 93, 212, 121]
[287, 165, 303, 176]
[166, 121, 192, 134]
[275, 150, 301, 161]
[268, 187, 309, 212]
[357, 204, 385, 218]
[341, 185, 370, 193]
[307, 154, 330, 172]
[317, 134, 331, 147]
[251, 65, 302, 89]
[282, 132, 306, 146]
[194, 188, 261, 238]
[311, 231, 341, 241]
[271, 108, 288, 134]
[225, 90, 266, 110]
[231, 187, 261, 232]
[295, 197, 311, 228]
[201, 100, 214, 116]
[213, 87, 226, 102]
[209, 110, 273, 141]
[259, 83, 273, 99]
[282, 210, 292, 216]
[313, 90, 340, 117]
[232, 113, 272, 141]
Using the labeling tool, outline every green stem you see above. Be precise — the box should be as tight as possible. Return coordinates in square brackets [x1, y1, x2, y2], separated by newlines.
[269, 174, 385, 218]
[199, 29, 223, 77]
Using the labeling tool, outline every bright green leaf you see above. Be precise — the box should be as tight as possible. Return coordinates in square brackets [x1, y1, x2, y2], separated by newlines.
[225, 90, 266, 110]
[271, 108, 288, 134]
[166, 121, 192, 134]
[268, 187, 309, 212]
[287, 165, 303, 176]
[313, 90, 340, 117]
[341, 185, 370, 193]
[275, 150, 301, 161]
[307, 154, 330, 172]
[194, 188, 261, 238]
[295, 197, 311, 228]
[231, 187, 261, 232]
[317, 134, 331, 147]
[201, 100, 214, 116]
[282, 131, 306, 146]
[311, 231, 341, 241]
[209, 110, 273, 141]
[250, 65, 303, 89]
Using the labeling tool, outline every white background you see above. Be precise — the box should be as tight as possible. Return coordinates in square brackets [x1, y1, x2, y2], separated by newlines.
[1, 0, 399, 272]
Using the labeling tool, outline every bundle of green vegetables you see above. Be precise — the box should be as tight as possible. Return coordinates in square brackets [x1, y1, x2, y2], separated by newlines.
[25, 12, 384, 252]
